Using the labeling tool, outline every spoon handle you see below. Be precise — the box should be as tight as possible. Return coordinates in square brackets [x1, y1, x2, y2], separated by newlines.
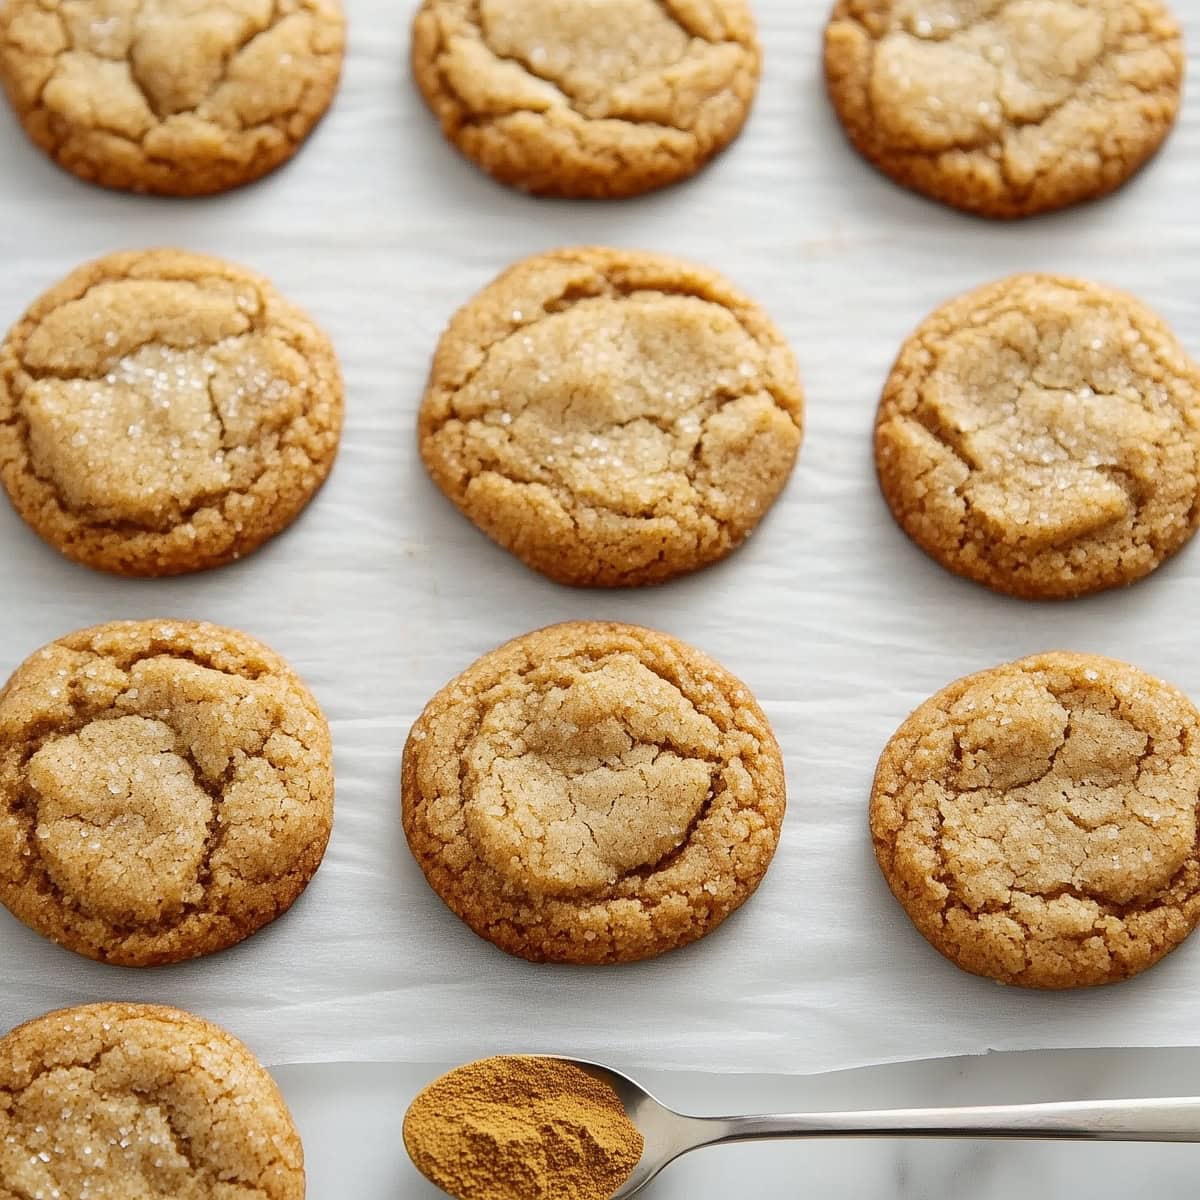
[689, 1097, 1200, 1145]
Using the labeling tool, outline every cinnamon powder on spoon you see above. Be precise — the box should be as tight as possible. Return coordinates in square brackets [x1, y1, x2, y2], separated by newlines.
[403, 1056, 645, 1200]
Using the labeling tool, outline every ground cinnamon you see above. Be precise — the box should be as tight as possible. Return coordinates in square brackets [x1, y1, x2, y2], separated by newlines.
[403, 1056, 645, 1200]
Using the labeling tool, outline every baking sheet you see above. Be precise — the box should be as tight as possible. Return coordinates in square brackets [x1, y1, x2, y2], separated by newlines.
[2, 0, 1200, 1076]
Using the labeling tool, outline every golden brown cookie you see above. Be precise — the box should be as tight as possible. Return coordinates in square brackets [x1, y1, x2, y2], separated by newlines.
[402, 621, 787, 964]
[824, 0, 1184, 218]
[875, 274, 1200, 600]
[0, 0, 346, 196]
[0, 1002, 304, 1198]
[0, 620, 334, 966]
[419, 247, 804, 587]
[0, 249, 343, 576]
[871, 652, 1200, 989]
[411, 0, 760, 198]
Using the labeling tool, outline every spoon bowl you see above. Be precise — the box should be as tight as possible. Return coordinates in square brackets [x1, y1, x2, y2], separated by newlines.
[563, 1058, 705, 1199]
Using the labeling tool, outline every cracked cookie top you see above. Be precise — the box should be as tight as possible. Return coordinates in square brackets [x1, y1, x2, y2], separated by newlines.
[875, 274, 1200, 599]
[0, 1002, 304, 1198]
[418, 247, 804, 587]
[871, 652, 1200, 988]
[0, 620, 334, 966]
[824, 0, 1184, 218]
[402, 621, 786, 964]
[0, 0, 345, 195]
[0, 249, 343, 576]
[411, 0, 761, 197]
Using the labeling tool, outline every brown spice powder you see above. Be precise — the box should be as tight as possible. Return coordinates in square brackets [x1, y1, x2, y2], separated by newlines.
[403, 1056, 645, 1200]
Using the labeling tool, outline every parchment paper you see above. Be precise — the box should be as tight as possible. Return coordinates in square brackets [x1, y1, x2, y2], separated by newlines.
[2, 0, 1200, 1074]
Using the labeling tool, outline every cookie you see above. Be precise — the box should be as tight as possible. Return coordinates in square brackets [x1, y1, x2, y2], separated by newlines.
[0, 0, 345, 196]
[0, 249, 343, 576]
[411, 0, 760, 198]
[824, 0, 1184, 218]
[419, 247, 804, 587]
[872, 652, 1200, 989]
[0, 620, 334, 966]
[875, 274, 1200, 600]
[402, 620, 787, 964]
[0, 1002, 304, 1198]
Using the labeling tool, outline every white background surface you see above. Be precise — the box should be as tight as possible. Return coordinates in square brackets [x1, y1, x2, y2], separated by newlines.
[3, 0, 1200, 1192]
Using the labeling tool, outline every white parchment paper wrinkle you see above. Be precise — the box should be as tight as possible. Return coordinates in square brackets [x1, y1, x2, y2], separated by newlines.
[1, 1, 1199, 1073]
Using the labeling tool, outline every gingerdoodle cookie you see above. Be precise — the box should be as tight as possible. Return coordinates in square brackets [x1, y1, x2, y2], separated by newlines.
[871, 652, 1200, 989]
[0, 1002, 304, 1198]
[419, 247, 804, 587]
[824, 0, 1185, 218]
[411, 0, 760, 197]
[0, 0, 345, 196]
[0, 620, 334, 966]
[0, 249, 343, 576]
[402, 621, 787, 964]
[875, 274, 1200, 599]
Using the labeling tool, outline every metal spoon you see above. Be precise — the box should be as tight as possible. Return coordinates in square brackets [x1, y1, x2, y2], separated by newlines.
[559, 1057, 1200, 1199]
